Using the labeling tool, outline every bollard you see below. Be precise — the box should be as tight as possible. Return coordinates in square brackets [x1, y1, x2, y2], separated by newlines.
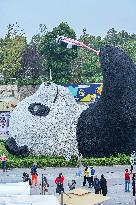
[41, 174, 44, 195]
[132, 173, 136, 196]
[61, 191, 63, 205]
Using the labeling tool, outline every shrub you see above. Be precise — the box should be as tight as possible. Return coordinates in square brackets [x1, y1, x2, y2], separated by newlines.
[0, 142, 131, 168]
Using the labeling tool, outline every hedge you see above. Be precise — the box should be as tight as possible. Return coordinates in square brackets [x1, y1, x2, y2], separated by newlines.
[0, 140, 130, 168]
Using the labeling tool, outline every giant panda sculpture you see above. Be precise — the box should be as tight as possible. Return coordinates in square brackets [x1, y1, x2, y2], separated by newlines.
[77, 45, 136, 157]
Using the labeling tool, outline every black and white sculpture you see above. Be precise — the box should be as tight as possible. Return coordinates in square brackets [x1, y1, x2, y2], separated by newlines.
[8, 83, 86, 156]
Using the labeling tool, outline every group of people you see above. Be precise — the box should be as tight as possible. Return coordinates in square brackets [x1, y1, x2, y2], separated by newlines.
[23, 161, 107, 196]
[82, 165, 107, 196]
[15, 151, 136, 197]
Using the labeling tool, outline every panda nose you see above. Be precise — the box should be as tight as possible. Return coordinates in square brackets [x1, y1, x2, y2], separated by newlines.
[28, 103, 50, 117]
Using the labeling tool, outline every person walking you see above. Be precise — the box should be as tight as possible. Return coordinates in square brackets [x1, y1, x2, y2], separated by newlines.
[124, 169, 130, 192]
[94, 175, 101, 194]
[30, 163, 38, 186]
[55, 173, 64, 194]
[0, 153, 7, 172]
[100, 174, 107, 196]
[83, 166, 89, 186]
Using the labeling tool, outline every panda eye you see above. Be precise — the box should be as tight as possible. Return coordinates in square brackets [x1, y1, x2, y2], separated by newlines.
[28, 103, 50, 117]
[28, 86, 59, 117]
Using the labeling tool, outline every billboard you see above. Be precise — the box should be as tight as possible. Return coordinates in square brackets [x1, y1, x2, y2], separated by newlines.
[64, 83, 102, 102]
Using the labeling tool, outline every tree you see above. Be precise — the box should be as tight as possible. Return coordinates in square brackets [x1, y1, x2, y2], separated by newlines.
[15, 44, 44, 81]
[104, 28, 136, 64]
[0, 23, 26, 79]
[39, 22, 78, 83]
[72, 29, 103, 83]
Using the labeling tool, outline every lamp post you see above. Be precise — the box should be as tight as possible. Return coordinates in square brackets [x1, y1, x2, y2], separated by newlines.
[49, 69, 52, 81]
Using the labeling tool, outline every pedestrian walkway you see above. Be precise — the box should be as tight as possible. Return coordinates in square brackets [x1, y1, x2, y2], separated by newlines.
[0, 166, 135, 204]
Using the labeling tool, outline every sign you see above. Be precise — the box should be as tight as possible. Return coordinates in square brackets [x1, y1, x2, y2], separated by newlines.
[64, 83, 103, 102]
[0, 112, 10, 136]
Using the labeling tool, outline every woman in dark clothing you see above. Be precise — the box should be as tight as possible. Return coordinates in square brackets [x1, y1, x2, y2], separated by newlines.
[100, 174, 107, 196]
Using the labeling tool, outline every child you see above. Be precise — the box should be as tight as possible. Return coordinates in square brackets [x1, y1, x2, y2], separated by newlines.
[68, 180, 76, 190]
[43, 177, 49, 194]
[94, 176, 101, 194]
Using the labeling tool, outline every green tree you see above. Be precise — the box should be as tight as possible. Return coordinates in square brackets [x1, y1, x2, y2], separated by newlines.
[104, 28, 136, 64]
[0, 23, 26, 80]
[39, 22, 78, 83]
[72, 29, 102, 83]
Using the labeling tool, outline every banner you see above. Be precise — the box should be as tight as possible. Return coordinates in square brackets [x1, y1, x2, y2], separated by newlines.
[0, 112, 10, 136]
[64, 83, 102, 102]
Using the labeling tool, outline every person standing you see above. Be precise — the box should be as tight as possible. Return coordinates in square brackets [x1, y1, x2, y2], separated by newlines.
[31, 163, 38, 186]
[55, 173, 64, 194]
[94, 175, 101, 194]
[83, 166, 89, 186]
[76, 165, 82, 177]
[100, 174, 107, 196]
[130, 151, 135, 173]
[77, 153, 82, 167]
[88, 166, 95, 188]
[124, 169, 130, 192]
[0, 153, 7, 172]
[43, 177, 49, 195]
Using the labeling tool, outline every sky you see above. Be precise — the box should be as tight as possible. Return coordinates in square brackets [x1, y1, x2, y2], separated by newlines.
[0, 0, 136, 41]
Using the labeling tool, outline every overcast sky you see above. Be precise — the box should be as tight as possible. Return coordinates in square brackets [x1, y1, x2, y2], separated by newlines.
[1, 0, 136, 41]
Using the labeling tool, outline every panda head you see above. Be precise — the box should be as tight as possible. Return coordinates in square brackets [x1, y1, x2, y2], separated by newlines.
[28, 82, 59, 117]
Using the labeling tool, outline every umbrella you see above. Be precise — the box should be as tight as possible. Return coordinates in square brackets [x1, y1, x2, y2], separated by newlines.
[58, 188, 109, 205]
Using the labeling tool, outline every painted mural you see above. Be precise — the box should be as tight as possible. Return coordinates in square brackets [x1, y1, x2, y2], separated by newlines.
[64, 83, 102, 102]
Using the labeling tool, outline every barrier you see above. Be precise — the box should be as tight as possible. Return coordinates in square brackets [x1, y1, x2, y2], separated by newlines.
[0, 182, 30, 196]
[0, 195, 60, 205]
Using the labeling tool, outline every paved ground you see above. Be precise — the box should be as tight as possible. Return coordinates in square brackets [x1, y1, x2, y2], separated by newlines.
[0, 165, 136, 205]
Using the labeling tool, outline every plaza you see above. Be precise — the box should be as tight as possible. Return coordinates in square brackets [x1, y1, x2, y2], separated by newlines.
[0, 166, 135, 204]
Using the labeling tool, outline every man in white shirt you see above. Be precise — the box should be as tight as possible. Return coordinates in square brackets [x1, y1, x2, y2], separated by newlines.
[130, 151, 135, 173]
